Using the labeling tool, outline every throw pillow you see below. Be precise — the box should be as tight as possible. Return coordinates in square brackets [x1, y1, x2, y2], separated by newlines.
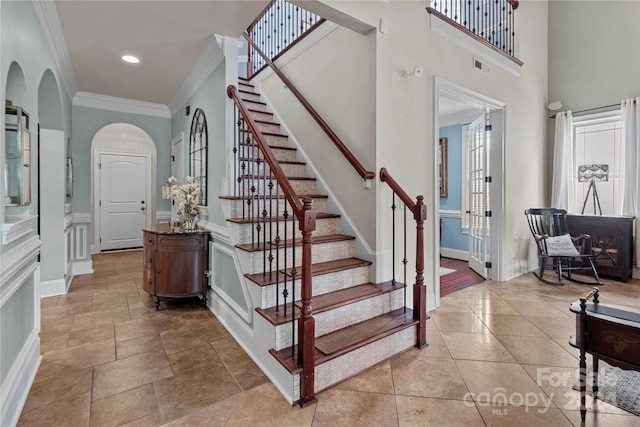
[546, 234, 580, 256]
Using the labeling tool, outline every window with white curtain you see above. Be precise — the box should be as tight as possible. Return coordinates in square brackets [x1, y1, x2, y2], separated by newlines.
[572, 112, 622, 215]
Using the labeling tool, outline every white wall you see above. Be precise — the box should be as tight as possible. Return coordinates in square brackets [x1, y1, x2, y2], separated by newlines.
[259, 25, 377, 248]
[548, 0, 640, 113]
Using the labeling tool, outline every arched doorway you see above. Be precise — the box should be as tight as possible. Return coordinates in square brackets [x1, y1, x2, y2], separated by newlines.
[91, 123, 156, 252]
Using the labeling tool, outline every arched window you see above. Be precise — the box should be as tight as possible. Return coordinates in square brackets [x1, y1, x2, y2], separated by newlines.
[189, 108, 208, 206]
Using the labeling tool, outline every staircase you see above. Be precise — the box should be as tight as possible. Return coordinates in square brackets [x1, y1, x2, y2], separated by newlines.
[220, 78, 420, 404]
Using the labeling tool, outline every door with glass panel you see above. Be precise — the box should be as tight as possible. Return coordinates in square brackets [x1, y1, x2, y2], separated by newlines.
[467, 113, 491, 278]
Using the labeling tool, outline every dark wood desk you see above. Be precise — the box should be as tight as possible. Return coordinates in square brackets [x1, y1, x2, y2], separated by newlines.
[143, 223, 209, 310]
[566, 214, 634, 282]
[570, 288, 640, 423]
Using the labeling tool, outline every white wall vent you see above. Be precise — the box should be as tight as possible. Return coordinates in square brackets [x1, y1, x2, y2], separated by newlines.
[473, 57, 490, 75]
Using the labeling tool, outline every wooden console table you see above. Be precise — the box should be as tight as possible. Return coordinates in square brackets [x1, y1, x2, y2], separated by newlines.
[566, 214, 634, 282]
[570, 288, 640, 423]
[143, 223, 209, 310]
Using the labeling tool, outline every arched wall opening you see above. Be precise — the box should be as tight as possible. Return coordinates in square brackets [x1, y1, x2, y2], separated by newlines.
[37, 69, 67, 287]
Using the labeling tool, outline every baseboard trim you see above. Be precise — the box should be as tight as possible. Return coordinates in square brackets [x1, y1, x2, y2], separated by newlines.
[440, 247, 468, 261]
[40, 278, 67, 297]
[0, 330, 42, 427]
[72, 259, 93, 276]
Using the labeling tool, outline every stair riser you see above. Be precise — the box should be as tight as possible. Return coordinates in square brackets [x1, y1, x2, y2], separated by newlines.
[248, 111, 274, 122]
[239, 132, 289, 147]
[240, 91, 261, 102]
[257, 265, 371, 310]
[273, 290, 405, 350]
[235, 217, 340, 244]
[241, 146, 297, 162]
[238, 82, 254, 91]
[240, 178, 316, 195]
[311, 326, 417, 393]
[228, 198, 328, 220]
[242, 100, 268, 112]
[256, 122, 281, 134]
[238, 159, 306, 176]
[242, 240, 354, 275]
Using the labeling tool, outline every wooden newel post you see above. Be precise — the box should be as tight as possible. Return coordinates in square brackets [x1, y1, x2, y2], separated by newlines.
[413, 195, 428, 348]
[297, 198, 317, 407]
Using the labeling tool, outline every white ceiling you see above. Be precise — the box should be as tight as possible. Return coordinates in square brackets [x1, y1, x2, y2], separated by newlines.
[54, 0, 270, 105]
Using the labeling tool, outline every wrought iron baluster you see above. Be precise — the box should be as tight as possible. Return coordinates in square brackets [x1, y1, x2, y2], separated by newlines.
[291, 210, 297, 357]
[249, 133, 256, 245]
[234, 108, 238, 196]
[268, 170, 274, 281]
[262, 153, 269, 275]
[275, 184, 281, 311]
[403, 204, 408, 313]
[283, 206, 289, 317]
[255, 158, 262, 248]
[391, 192, 396, 286]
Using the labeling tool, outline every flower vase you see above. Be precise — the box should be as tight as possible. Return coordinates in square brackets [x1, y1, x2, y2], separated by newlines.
[180, 212, 197, 230]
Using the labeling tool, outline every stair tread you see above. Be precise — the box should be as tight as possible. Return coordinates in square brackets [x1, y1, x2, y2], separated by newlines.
[239, 129, 288, 138]
[241, 99, 267, 106]
[238, 158, 305, 166]
[219, 193, 328, 200]
[254, 119, 280, 126]
[256, 280, 406, 325]
[238, 174, 316, 181]
[269, 308, 418, 373]
[236, 233, 354, 252]
[245, 257, 371, 287]
[239, 142, 296, 151]
[248, 108, 272, 116]
[227, 212, 339, 224]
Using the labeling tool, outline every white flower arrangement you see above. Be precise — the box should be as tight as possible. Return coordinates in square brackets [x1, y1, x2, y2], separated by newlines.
[167, 176, 200, 217]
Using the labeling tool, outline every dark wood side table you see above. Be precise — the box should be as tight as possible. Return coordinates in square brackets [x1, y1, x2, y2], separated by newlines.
[570, 288, 640, 423]
[566, 214, 634, 282]
[142, 223, 209, 310]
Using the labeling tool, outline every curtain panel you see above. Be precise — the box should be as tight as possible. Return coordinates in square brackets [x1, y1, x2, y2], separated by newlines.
[621, 97, 640, 267]
[551, 111, 575, 211]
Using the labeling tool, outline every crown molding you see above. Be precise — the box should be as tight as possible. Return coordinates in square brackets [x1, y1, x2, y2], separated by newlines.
[32, 0, 78, 99]
[73, 92, 171, 118]
[167, 35, 224, 116]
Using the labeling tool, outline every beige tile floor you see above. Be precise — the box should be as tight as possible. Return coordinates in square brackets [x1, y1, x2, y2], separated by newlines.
[18, 249, 640, 426]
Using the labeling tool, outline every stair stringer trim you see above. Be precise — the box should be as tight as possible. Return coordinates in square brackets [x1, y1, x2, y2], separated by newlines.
[208, 291, 299, 405]
[257, 88, 387, 283]
[198, 216, 300, 403]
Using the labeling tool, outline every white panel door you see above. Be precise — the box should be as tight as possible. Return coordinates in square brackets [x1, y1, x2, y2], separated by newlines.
[468, 114, 490, 279]
[99, 153, 149, 250]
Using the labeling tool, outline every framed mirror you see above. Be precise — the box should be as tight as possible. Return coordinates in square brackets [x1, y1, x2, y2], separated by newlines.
[439, 137, 448, 197]
[65, 156, 73, 200]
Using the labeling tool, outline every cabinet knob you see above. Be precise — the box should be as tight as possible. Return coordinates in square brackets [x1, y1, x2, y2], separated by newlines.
[147, 278, 152, 284]
[148, 258, 153, 264]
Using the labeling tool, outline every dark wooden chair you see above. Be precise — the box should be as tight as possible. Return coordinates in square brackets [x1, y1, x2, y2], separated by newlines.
[524, 208, 601, 286]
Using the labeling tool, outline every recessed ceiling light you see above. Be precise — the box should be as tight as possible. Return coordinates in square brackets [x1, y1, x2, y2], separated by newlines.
[121, 55, 140, 64]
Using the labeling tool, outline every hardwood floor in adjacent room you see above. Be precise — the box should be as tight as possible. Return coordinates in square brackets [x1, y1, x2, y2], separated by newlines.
[440, 257, 486, 297]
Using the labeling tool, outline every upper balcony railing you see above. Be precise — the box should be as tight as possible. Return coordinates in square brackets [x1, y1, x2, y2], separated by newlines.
[427, 0, 521, 64]
[247, 0, 324, 77]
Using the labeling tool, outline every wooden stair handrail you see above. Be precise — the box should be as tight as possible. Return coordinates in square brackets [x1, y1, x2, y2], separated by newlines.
[380, 168, 424, 219]
[242, 32, 376, 181]
[228, 85, 305, 216]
